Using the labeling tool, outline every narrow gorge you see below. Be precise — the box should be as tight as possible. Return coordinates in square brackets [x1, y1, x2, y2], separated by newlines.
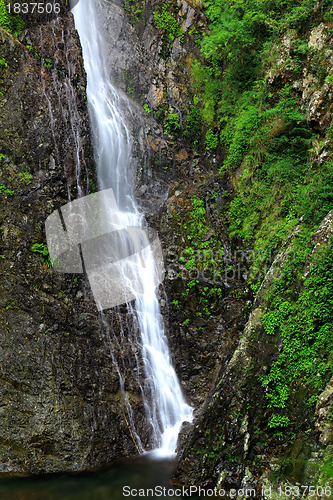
[0, 0, 332, 498]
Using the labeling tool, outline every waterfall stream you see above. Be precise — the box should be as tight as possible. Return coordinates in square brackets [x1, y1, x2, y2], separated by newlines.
[71, 0, 193, 456]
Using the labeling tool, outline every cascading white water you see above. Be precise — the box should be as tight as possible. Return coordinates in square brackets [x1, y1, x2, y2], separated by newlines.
[71, 0, 193, 456]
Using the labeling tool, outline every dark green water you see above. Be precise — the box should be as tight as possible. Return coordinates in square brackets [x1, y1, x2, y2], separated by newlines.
[0, 455, 193, 500]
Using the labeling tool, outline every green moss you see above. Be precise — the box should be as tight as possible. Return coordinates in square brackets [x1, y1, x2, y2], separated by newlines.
[164, 113, 180, 137]
[205, 129, 219, 151]
[26, 44, 41, 60]
[321, 447, 333, 484]
[31, 242, 51, 267]
[43, 58, 54, 70]
[0, 184, 14, 195]
[185, 1, 332, 283]
[268, 414, 291, 428]
[184, 104, 202, 147]
[172, 195, 226, 318]
[153, 3, 183, 42]
[153, 104, 167, 123]
[190, 59, 222, 126]
[143, 103, 151, 114]
[18, 171, 32, 183]
[123, 0, 145, 24]
[0, 0, 25, 36]
[179, 0, 333, 464]
[153, 2, 184, 59]
[259, 236, 333, 410]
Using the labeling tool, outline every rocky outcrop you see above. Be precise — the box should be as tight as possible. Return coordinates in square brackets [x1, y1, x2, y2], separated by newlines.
[174, 212, 333, 493]
[99, 0, 208, 213]
[315, 377, 333, 446]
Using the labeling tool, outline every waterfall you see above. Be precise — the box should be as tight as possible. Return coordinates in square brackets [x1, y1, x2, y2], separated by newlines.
[71, 0, 193, 456]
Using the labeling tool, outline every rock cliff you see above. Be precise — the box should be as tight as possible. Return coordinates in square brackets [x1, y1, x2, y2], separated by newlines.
[0, 4, 140, 474]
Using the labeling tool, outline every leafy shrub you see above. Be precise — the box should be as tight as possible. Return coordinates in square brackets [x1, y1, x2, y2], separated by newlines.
[261, 302, 292, 335]
[143, 103, 151, 114]
[260, 237, 333, 409]
[268, 414, 291, 428]
[184, 105, 202, 147]
[43, 58, 53, 70]
[223, 104, 260, 170]
[205, 129, 218, 151]
[153, 4, 183, 42]
[190, 59, 222, 125]
[182, 0, 333, 451]
[153, 104, 167, 123]
[164, 113, 180, 137]
[31, 242, 51, 267]
[0, 183, 13, 195]
[18, 171, 32, 183]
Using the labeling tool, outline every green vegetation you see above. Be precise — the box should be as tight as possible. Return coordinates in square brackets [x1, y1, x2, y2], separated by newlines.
[322, 448, 333, 484]
[153, 2, 184, 59]
[43, 58, 54, 70]
[0, 183, 14, 195]
[153, 104, 167, 123]
[143, 103, 151, 114]
[123, 0, 144, 24]
[26, 44, 41, 60]
[31, 242, 51, 267]
[153, 3, 183, 42]
[260, 236, 333, 410]
[186, 0, 333, 280]
[205, 129, 218, 151]
[18, 171, 32, 183]
[164, 113, 180, 137]
[268, 414, 291, 429]
[88, 178, 97, 193]
[172, 195, 225, 318]
[189, 59, 222, 126]
[0, 0, 24, 36]
[184, 103, 202, 147]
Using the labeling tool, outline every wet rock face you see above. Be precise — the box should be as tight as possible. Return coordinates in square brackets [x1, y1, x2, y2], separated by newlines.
[0, 16, 144, 473]
[0, 13, 89, 185]
[99, 0, 207, 212]
[174, 213, 333, 491]
[315, 377, 333, 446]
